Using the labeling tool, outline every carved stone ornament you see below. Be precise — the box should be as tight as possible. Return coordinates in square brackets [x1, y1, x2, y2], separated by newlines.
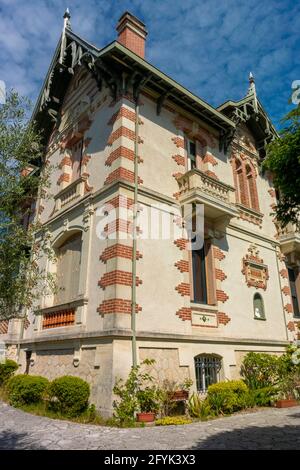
[242, 244, 269, 290]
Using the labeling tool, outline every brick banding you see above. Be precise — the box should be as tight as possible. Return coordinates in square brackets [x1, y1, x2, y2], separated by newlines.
[280, 269, 288, 279]
[98, 270, 142, 289]
[107, 106, 136, 126]
[215, 269, 227, 281]
[97, 299, 141, 315]
[171, 136, 184, 148]
[107, 126, 143, 146]
[287, 321, 295, 332]
[174, 238, 188, 251]
[216, 290, 229, 302]
[213, 247, 226, 260]
[175, 283, 190, 296]
[174, 260, 189, 273]
[176, 307, 192, 321]
[282, 286, 291, 296]
[100, 244, 142, 263]
[105, 167, 143, 185]
[172, 154, 185, 166]
[203, 153, 218, 166]
[217, 312, 231, 325]
[57, 173, 70, 185]
[284, 303, 293, 314]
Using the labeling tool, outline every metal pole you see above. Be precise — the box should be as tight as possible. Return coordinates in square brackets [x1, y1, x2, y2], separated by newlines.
[131, 100, 139, 368]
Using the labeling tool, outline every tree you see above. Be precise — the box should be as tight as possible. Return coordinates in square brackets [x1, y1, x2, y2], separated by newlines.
[263, 106, 300, 228]
[0, 90, 55, 322]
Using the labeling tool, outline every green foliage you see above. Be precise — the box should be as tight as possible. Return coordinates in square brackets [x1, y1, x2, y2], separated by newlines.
[113, 359, 156, 425]
[0, 359, 18, 385]
[0, 90, 55, 321]
[241, 352, 280, 389]
[155, 416, 193, 426]
[187, 392, 212, 420]
[7, 374, 49, 406]
[47, 375, 90, 417]
[263, 105, 300, 228]
[136, 386, 161, 413]
[207, 380, 248, 415]
[277, 371, 300, 400]
[243, 386, 277, 408]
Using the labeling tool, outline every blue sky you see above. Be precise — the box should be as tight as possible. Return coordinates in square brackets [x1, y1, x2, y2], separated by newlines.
[0, 0, 299, 128]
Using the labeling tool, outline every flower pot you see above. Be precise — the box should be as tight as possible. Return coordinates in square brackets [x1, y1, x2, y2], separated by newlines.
[136, 412, 155, 423]
[168, 390, 189, 401]
[275, 399, 298, 408]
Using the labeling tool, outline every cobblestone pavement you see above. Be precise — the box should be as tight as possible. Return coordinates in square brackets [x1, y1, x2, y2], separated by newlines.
[1, 402, 300, 450]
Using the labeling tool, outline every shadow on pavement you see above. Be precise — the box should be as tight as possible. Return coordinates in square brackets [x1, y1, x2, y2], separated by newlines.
[0, 431, 46, 450]
[190, 424, 300, 450]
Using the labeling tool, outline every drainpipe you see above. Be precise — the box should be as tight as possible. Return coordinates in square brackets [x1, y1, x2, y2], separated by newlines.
[275, 246, 289, 341]
[131, 101, 139, 368]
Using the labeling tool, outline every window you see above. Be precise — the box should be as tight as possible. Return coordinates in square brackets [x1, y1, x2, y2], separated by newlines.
[190, 208, 215, 305]
[288, 267, 300, 318]
[71, 139, 83, 182]
[194, 355, 221, 393]
[233, 158, 259, 211]
[253, 293, 266, 320]
[54, 233, 82, 305]
[186, 139, 196, 170]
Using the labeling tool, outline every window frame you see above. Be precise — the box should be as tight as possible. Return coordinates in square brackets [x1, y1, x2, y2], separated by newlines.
[288, 267, 300, 318]
[194, 354, 222, 393]
[253, 292, 266, 320]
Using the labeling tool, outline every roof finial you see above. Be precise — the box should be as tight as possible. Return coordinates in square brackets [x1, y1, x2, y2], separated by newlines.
[247, 71, 258, 112]
[63, 8, 71, 30]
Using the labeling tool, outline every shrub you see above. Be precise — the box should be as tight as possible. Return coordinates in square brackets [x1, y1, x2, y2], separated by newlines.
[241, 386, 276, 408]
[136, 386, 161, 413]
[47, 375, 90, 417]
[7, 374, 49, 406]
[187, 393, 212, 420]
[207, 380, 248, 415]
[241, 352, 280, 389]
[113, 359, 155, 425]
[0, 359, 18, 385]
[155, 416, 193, 426]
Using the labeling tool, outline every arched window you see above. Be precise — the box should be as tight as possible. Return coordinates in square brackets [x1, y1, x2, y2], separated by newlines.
[232, 158, 259, 211]
[54, 232, 82, 305]
[253, 293, 265, 320]
[194, 354, 222, 393]
[246, 164, 259, 211]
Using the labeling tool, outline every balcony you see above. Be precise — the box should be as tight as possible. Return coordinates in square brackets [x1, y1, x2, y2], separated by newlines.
[176, 169, 238, 221]
[278, 223, 300, 255]
[53, 175, 90, 213]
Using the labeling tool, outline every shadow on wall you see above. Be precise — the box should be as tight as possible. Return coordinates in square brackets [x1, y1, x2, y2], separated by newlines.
[0, 431, 47, 450]
[190, 423, 300, 450]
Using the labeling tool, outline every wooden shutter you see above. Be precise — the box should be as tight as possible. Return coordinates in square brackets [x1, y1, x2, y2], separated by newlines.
[54, 234, 82, 305]
[205, 239, 217, 305]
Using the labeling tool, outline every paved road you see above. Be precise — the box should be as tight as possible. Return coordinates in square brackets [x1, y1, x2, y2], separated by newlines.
[0, 402, 300, 450]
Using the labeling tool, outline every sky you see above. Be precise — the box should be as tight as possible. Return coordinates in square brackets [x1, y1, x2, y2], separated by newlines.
[0, 0, 299, 128]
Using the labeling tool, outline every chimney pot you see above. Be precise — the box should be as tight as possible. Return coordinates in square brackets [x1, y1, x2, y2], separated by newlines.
[116, 11, 147, 59]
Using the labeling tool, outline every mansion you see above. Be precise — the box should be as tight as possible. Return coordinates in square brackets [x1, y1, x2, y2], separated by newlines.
[1, 11, 300, 415]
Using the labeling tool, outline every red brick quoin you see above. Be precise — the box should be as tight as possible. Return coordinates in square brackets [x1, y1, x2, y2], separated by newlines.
[97, 299, 141, 315]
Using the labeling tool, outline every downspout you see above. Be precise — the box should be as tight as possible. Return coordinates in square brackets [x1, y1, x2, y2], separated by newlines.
[275, 246, 289, 341]
[131, 101, 139, 368]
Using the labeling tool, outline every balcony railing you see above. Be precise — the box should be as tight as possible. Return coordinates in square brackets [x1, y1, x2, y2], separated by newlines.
[176, 169, 238, 220]
[53, 175, 89, 212]
[278, 223, 300, 255]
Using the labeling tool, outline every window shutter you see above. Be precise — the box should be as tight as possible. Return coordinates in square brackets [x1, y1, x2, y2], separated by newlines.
[205, 239, 216, 305]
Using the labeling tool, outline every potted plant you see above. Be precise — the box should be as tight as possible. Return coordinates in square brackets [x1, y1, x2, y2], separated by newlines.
[168, 378, 193, 401]
[136, 386, 160, 423]
[275, 373, 300, 408]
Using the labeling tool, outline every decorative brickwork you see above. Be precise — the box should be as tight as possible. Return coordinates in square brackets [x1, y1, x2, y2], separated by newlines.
[97, 299, 141, 315]
[217, 312, 231, 325]
[176, 307, 192, 321]
[100, 244, 142, 263]
[216, 290, 229, 302]
[58, 156, 72, 168]
[204, 170, 219, 180]
[284, 303, 293, 314]
[175, 283, 190, 297]
[107, 126, 143, 146]
[105, 195, 134, 209]
[42, 309, 75, 329]
[102, 219, 131, 237]
[174, 238, 188, 251]
[104, 167, 143, 185]
[57, 173, 70, 185]
[215, 269, 227, 281]
[287, 321, 295, 332]
[0, 320, 9, 334]
[280, 268, 288, 279]
[203, 153, 218, 166]
[171, 136, 185, 148]
[174, 260, 189, 273]
[282, 286, 291, 296]
[98, 270, 142, 289]
[105, 146, 137, 166]
[268, 189, 276, 198]
[107, 106, 136, 125]
[213, 247, 226, 261]
[172, 154, 185, 166]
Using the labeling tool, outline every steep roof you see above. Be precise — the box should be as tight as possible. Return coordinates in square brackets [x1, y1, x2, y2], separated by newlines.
[33, 15, 235, 150]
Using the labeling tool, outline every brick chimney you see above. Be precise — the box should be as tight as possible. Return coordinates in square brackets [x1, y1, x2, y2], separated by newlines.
[116, 12, 147, 59]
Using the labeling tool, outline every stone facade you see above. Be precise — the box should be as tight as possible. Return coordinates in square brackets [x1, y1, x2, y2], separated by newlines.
[2, 12, 300, 417]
